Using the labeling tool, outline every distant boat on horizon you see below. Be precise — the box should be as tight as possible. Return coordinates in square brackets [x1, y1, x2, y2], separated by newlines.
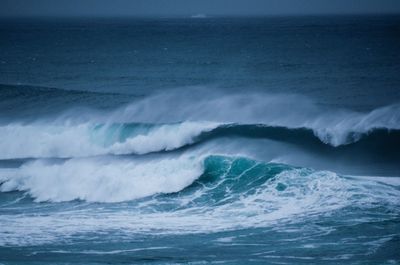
[191, 14, 207, 18]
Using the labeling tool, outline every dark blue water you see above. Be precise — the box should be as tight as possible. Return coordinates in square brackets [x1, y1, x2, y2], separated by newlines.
[0, 16, 399, 264]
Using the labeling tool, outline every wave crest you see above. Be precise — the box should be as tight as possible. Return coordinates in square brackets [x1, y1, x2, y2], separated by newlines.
[0, 156, 203, 202]
[0, 121, 398, 160]
[1, 154, 399, 208]
[0, 122, 219, 159]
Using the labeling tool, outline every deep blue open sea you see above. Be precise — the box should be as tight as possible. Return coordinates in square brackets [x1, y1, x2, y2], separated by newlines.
[0, 16, 400, 264]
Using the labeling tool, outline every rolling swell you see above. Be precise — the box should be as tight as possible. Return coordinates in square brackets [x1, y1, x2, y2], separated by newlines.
[196, 124, 400, 160]
[0, 84, 137, 120]
[0, 83, 135, 101]
[101, 122, 400, 151]
[1, 87, 399, 161]
[94, 122, 400, 157]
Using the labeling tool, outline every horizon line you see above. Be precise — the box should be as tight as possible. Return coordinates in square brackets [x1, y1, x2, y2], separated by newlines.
[0, 12, 399, 19]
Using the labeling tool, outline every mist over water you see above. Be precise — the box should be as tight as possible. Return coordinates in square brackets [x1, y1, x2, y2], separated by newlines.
[0, 16, 399, 264]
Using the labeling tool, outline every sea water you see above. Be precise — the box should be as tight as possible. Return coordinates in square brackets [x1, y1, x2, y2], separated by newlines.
[0, 16, 399, 264]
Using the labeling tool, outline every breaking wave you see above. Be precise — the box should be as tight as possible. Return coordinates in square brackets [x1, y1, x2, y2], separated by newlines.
[1, 155, 399, 206]
[0, 121, 398, 159]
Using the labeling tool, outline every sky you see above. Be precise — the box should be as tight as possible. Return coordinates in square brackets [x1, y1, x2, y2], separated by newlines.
[1, 0, 400, 17]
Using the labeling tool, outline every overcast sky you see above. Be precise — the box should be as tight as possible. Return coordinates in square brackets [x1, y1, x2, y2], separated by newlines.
[1, 0, 400, 17]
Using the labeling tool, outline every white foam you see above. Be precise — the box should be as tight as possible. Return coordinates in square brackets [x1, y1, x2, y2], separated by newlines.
[109, 122, 218, 155]
[0, 121, 218, 159]
[113, 89, 400, 146]
[0, 91, 399, 160]
[0, 155, 203, 202]
[0, 123, 100, 159]
[1, 156, 399, 246]
[309, 104, 400, 146]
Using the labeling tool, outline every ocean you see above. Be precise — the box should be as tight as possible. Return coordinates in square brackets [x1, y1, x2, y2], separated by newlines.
[0, 15, 399, 264]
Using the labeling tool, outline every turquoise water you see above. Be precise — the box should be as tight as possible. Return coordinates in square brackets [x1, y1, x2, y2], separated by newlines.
[0, 16, 399, 264]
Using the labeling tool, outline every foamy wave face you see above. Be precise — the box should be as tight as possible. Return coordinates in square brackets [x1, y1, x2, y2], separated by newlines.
[171, 156, 400, 227]
[0, 121, 219, 159]
[0, 156, 203, 202]
[0, 155, 399, 246]
[108, 122, 218, 155]
[0, 123, 99, 159]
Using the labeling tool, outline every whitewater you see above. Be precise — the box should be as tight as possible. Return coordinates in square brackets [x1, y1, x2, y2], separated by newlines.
[1, 87, 399, 263]
[1, 16, 399, 265]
